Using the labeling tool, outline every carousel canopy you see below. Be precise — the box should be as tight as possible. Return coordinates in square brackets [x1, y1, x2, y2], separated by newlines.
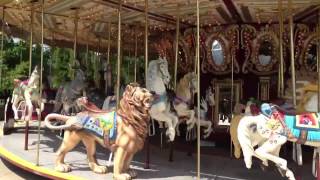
[0, 0, 319, 52]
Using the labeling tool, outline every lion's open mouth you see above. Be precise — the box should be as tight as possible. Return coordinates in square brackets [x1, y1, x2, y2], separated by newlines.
[144, 96, 154, 108]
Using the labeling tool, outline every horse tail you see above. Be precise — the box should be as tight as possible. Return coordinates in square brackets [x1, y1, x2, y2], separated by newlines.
[53, 86, 63, 113]
[44, 113, 81, 130]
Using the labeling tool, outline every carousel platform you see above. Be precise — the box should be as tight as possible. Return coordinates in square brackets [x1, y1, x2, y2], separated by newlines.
[0, 121, 315, 180]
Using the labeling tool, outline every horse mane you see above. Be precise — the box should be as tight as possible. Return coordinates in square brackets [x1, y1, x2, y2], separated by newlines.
[176, 72, 194, 96]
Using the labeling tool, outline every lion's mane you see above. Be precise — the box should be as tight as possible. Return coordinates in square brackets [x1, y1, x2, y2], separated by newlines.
[117, 83, 150, 141]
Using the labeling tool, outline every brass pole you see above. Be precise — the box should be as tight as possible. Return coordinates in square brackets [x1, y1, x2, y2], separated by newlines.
[29, 6, 33, 76]
[36, 0, 44, 166]
[106, 21, 111, 95]
[97, 37, 101, 88]
[0, 7, 4, 89]
[116, 0, 122, 109]
[196, 0, 201, 179]
[317, 10, 320, 112]
[174, 6, 180, 90]
[278, 0, 284, 97]
[278, 66, 281, 96]
[144, 0, 148, 85]
[107, 21, 111, 65]
[289, 0, 296, 107]
[72, 9, 78, 79]
[85, 36, 89, 67]
[134, 28, 138, 82]
[230, 49, 234, 158]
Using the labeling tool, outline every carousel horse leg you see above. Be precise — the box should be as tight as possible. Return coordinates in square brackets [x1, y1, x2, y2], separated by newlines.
[12, 97, 19, 120]
[312, 148, 320, 179]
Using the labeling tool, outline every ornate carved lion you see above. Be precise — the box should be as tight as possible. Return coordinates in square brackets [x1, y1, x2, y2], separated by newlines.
[45, 83, 153, 180]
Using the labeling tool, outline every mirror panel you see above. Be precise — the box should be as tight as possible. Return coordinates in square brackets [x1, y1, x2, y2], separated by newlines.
[211, 40, 224, 65]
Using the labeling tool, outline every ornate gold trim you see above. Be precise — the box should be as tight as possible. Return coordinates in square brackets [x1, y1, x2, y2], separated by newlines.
[201, 25, 239, 75]
[300, 32, 320, 72]
[242, 25, 283, 75]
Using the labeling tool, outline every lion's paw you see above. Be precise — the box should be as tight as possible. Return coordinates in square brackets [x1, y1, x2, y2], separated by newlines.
[89, 163, 108, 174]
[113, 173, 131, 180]
[127, 169, 137, 178]
[55, 163, 71, 172]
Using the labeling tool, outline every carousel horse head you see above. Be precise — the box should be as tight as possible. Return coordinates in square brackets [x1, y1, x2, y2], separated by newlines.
[205, 86, 215, 106]
[147, 57, 171, 86]
[74, 68, 86, 83]
[69, 59, 87, 83]
[27, 66, 40, 88]
[179, 72, 198, 94]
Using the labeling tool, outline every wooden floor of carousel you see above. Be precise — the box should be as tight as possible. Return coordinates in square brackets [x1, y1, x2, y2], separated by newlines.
[0, 121, 316, 180]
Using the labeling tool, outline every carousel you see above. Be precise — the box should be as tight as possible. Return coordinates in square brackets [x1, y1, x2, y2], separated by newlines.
[0, 0, 319, 180]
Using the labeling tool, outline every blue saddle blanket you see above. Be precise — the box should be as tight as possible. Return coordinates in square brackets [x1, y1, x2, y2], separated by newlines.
[77, 111, 118, 141]
[285, 114, 320, 142]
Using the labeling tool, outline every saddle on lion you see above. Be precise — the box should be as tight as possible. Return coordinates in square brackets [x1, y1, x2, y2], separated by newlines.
[74, 97, 120, 147]
[261, 103, 320, 144]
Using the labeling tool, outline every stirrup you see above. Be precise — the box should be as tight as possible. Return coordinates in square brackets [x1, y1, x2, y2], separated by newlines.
[148, 118, 156, 136]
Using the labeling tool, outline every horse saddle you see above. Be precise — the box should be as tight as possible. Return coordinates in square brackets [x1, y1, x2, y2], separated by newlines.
[77, 111, 118, 145]
[284, 113, 320, 144]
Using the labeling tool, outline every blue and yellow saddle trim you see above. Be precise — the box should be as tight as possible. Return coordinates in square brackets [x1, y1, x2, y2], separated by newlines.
[78, 111, 118, 141]
[285, 114, 320, 142]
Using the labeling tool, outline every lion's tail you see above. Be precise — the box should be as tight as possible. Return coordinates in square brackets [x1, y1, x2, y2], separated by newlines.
[45, 113, 74, 130]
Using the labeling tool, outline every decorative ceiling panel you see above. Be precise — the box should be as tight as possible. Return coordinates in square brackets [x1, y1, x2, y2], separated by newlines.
[0, 0, 317, 51]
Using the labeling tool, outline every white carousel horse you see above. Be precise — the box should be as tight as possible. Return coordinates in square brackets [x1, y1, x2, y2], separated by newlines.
[11, 66, 44, 121]
[237, 102, 320, 180]
[192, 86, 215, 139]
[146, 57, 179, 142]
[174, 72, 198, 137]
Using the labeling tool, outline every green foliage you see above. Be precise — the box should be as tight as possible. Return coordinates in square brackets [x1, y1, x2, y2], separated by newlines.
[2, 61, 29, 91]
[50, 47, 72, 88]
[108, 55, 145, 87]
[0, 36, 144, 93]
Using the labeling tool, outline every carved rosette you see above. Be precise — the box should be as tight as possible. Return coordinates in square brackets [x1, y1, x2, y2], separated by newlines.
[242, 25, 281, 75]
[201, 25, 239, 75]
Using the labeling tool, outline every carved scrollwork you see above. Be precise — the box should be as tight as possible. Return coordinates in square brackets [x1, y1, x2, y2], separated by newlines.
[295, 24, 309, 70]
[173, 38, 193, 74]
[242, 25, 281, 75]
[201, 25, 239, 75]
[300, 32, 320, 72]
